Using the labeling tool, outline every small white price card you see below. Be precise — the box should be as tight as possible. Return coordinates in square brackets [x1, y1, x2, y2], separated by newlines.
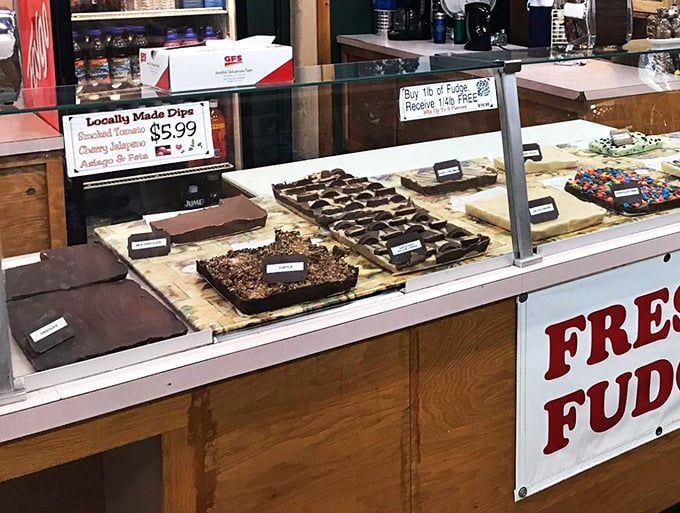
[63, 101, 214, 177]
[398, 77, 498, 122]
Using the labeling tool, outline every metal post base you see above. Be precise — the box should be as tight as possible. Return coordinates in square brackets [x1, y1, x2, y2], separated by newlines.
[514, 253, 543, 267]
[0, 382, 26, 407]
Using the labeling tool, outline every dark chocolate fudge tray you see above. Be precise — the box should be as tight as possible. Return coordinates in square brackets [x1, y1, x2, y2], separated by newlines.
[272, 168, 410, 227]
[7, 280, 188, 371]
[564, 168, 680, 215]
[5, 243, 128, 300]
[273, 168, 490, 273]
[196, 230, 359, 315]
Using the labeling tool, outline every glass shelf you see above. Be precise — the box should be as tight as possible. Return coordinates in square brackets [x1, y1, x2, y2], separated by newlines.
[3, 39, 680, 117]
[71, 7, 228, 22]
[436, 39, 678, 67]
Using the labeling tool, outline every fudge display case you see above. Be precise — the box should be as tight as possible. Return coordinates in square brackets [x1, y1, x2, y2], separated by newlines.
[5, 41, 680, 513]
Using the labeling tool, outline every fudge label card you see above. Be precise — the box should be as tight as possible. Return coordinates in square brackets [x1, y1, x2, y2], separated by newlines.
[386, 233, 427, 265]
[528, 196, 559, 224]
[262, 254, 309, 284]
[399, 77, 497, 122]
[610, 129, 634, 147]
[63, 101, 214, 178]
[24, 312, 75, 354]
[523, 143, 543, 162]
[434, 159, 463, 182]
[610, 183, 643, 206]
[128, 231, 171, 259]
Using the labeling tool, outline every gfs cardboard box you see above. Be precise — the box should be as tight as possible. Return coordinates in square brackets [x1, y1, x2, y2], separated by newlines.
[140, 37, 293, 92]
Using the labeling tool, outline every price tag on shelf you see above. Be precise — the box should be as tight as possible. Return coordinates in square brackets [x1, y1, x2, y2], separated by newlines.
[528, 196, 559, 224]
[610, 183, 643, 206]
[610, 129, 634, 146]
[434, 159, 463, 182]
[523, 143, 543, 162]
[62, 101, 214, 178]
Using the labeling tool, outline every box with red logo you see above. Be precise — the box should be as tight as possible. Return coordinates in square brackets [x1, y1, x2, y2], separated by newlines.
[139, 37, 293, 92]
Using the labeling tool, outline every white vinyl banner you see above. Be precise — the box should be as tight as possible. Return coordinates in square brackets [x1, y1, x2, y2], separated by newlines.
[517, 251, 680, 499]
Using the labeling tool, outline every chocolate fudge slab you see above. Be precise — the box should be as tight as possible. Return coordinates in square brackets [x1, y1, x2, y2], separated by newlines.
[5, 243, 128, 300]
[197, 230, 359, 314]
[7, 280, 188, 371]
[150, 195, 267, 243]
[400, 160, 498, 195]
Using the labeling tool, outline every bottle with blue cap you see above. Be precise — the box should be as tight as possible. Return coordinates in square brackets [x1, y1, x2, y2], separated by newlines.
[528, 0, 554, 48]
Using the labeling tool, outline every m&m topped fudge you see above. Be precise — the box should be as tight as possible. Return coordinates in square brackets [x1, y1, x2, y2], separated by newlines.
[564, 168, 680, 214]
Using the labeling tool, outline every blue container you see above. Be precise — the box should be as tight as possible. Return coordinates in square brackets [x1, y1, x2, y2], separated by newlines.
[373, 0, 396, 9]
[203, 0, 225, 7]
[433, 12, 446, 43]
[182, 0, 203, 7]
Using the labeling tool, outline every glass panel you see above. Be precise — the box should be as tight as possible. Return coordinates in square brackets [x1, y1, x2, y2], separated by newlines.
[5, 41, 680, 384]
[4, 40, 680, 117]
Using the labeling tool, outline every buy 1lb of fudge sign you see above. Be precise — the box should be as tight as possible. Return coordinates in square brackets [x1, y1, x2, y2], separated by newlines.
[63, 101, 214, 177]
[398, 77, 497, 122]
[516, 252, 680, 499]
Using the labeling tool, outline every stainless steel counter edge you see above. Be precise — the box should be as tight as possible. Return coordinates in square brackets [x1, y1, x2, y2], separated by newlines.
[0, 218, 679, 443]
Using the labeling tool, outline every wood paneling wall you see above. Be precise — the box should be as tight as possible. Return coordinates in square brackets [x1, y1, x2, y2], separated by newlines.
[5, 299, 680, 512]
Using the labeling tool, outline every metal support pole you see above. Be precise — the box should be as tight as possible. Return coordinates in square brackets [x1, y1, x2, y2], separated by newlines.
[494, 61, 542, 267]
[0, 253, 25, 405]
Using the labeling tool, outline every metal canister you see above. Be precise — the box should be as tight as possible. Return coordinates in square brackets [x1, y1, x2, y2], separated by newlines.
[453, 12, 466, 44]
[433, 12, 446, 43]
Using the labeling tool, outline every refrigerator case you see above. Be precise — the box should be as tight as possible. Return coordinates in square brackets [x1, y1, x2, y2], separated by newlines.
[47, 0, 236, 244]
[0, 9, 21, 104]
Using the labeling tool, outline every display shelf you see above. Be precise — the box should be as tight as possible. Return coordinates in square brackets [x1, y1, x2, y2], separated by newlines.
[3, 31, 680, 513]
[71, 7, 227, 22]
[2, 39, 680, 118]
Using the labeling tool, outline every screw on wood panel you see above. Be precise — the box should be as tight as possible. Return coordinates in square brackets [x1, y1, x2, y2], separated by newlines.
[518, 487, 528, 498]
[656, 426, 663, 436]
[518, 293, 528, 303]
[664, 254, 671, 263]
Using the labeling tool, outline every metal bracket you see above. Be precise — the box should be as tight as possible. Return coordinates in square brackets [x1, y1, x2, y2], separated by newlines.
[502, 59, 522, 74]
[493, 62, 542, 268]
[0, 257, 24, 405]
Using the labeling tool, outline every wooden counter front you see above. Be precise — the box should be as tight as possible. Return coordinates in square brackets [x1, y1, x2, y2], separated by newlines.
[3, 299, 680, 513]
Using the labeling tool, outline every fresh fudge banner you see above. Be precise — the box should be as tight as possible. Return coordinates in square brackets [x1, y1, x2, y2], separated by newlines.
[517, 251, 680, 499]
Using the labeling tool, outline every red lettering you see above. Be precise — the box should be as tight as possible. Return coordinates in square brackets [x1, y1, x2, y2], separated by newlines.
[543, 390, 586, 455]
[633, 288, 670, 348]
[544, 315, 586, 380]
[631, 359, 674, 417]
[587, 372, 632, 433]
[224, 55, 243, 66]
[586, 305, 630, 366]
[672, 285, 680, 332]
